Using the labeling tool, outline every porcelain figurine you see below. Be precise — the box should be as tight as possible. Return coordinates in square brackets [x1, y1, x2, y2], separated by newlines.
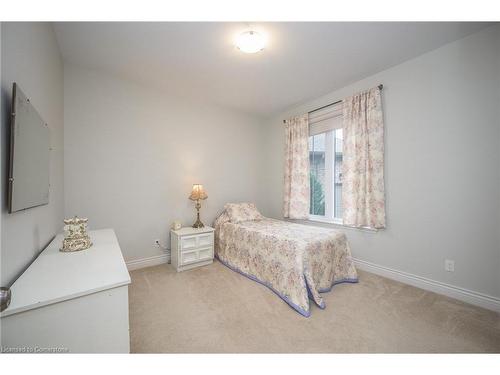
[60, 216, 92, 252]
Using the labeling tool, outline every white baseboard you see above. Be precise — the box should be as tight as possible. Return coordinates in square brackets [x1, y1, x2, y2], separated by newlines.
[354, 258, 500, 313]
[126, 253, 170, 271]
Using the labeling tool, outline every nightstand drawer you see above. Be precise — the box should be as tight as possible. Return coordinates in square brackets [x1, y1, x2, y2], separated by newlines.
[180, 235, 198, 250]
[181, 250, 198, 265]
[180, 233, 214, 252]
[198, 233, 213, 247]
[198, 247, 213, 261]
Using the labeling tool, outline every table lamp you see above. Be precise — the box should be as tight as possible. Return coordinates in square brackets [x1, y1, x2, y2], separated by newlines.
[189, 184, 208, 228]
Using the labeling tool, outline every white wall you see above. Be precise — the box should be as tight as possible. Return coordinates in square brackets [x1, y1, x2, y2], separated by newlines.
[1, 23, 64, 286]
[64, 65, 266, 261]
[262, 25, 500, 299]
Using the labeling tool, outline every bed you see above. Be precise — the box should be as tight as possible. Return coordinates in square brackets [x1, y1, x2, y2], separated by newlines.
[214, 203, 358, 317]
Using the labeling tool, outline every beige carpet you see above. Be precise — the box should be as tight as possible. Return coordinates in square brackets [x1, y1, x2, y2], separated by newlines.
[129, 260, 500, 353]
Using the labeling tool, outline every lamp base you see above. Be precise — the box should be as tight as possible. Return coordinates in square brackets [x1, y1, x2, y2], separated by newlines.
[192, 218, 205, 228]
[192, 200, 205, 228]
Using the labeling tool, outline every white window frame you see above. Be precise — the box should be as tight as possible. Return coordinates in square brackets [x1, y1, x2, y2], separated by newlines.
[309, 214, 343, 225]
[308, 103, 343, 224]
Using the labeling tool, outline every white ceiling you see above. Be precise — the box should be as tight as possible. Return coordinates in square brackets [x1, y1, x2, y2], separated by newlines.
[54, 22, 492, 116]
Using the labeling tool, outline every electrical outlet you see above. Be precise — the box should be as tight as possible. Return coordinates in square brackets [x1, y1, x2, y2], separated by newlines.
[445, 259, 455, 272]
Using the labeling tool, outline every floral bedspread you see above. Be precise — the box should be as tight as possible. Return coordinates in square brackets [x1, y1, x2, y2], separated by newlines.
[214, 215, 358, 317]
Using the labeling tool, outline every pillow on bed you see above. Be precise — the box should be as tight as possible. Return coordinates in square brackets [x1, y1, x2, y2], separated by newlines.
[224, 203, 263, 223]
[213, 209, 230, 227]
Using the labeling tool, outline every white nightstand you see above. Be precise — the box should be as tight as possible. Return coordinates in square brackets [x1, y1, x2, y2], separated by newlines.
[170, 226, 215, 272]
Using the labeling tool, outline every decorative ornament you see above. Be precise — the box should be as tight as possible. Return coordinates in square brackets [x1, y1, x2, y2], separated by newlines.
[172, 220, 182, 230]
[60, 216, 92, 252]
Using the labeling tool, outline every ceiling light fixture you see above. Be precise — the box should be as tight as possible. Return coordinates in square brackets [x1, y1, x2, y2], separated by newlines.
[235, 30, 266, 54]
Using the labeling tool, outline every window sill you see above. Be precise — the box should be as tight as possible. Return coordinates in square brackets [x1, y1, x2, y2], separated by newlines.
[292, 216, 380, 233]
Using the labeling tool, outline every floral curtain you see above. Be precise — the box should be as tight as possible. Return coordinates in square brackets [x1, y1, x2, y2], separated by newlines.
[342, 87, 386, 229]
[283, 114, 310, 219]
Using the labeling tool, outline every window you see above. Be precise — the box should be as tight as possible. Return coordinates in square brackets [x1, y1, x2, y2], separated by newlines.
[308, 103, 343, 222]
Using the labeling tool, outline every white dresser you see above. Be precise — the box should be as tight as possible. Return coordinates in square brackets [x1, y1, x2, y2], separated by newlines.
[171, 226, 215, 272]
[0, 229, 131, 353]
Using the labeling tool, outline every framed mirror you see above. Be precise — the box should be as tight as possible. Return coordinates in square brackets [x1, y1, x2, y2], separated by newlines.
[8, 83, 50, 213]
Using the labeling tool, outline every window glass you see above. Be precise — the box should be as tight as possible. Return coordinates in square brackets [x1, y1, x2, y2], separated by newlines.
[309, 133, 325, 216]
[309, 129, 343, 220]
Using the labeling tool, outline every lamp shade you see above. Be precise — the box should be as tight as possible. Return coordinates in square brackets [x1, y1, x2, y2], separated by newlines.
[189, 184, 208, 201]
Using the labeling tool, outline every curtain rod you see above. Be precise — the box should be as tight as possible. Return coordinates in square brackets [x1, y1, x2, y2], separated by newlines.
[283, 84, 383, 123]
